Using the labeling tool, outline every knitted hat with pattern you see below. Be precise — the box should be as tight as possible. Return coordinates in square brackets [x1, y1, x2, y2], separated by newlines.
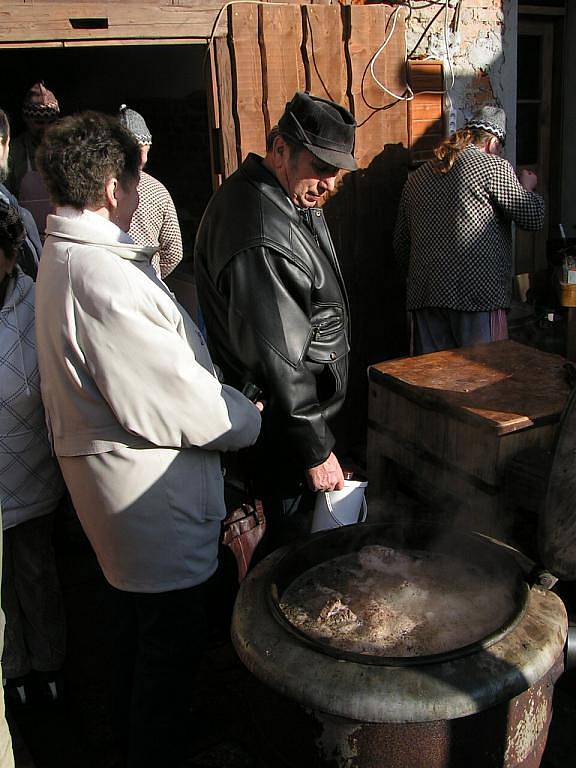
[118, 105, 152, 145]
[22, 82, 60, 124]
[466, 106, 506, 145]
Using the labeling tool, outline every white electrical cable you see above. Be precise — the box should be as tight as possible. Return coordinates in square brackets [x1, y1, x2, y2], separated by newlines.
[442, 0, 455, 92]
[408, 0, 457, 99]
[203, 0, 295, 72]
[369, 5, 414, 102]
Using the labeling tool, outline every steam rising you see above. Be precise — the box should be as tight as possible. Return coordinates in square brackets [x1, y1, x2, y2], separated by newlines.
[280, 544, 518, 657]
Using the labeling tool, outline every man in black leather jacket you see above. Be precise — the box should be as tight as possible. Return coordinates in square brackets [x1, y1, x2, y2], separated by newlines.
[195, 92, 357, 537]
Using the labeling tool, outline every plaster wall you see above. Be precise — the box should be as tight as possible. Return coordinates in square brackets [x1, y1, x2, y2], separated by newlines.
[405, 0, 518, 162]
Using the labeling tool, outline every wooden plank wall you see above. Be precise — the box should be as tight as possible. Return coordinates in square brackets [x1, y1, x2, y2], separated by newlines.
[213, 3, 410, 175]
[211, 3, 412, 456]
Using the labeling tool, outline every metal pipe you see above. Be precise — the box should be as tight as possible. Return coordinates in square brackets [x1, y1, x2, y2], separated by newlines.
[565, 623, 576, 672]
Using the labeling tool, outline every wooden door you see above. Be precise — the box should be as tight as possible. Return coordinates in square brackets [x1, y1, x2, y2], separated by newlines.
[515, 18, 554, 274]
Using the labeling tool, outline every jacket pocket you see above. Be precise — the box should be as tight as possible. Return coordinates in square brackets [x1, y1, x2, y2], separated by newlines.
[307, 309, 350, 364]
[165, 448, 226, 524]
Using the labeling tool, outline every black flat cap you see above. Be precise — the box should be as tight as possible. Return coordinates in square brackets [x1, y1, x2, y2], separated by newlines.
[278, 92, 358, 171]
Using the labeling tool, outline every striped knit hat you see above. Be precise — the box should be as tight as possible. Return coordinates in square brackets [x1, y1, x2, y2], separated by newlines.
[466, 106, 506, 145]
[118, 105, 152, 145]
[22, 82, 60, 124]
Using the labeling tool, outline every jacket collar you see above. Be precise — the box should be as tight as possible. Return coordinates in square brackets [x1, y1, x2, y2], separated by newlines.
[240, 151, 346, 265]
[241, 154, 303, 225]
[241, 153, 336, 256]
[239, 154, 348, 312]
[46, 208, 158, 262]
[1, 265, 33, 312]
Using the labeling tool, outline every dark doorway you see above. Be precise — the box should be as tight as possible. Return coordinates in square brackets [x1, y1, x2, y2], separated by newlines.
[0, 44, 213, 261]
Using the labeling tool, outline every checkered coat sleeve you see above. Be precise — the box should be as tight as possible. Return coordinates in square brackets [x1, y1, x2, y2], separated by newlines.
[393, 146, 545, 312]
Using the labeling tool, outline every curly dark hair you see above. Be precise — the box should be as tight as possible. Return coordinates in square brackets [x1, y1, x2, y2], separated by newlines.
[431, 127, 496, 174]
[36, 111, 140, 209]
[0, 199, 26, 262]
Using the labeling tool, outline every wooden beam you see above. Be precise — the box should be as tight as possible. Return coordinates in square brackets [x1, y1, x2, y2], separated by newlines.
[62, 37, 204, 46]
[0, 3, 228, 44]
[214, 35, 238, 176]
[228, 3, 266, 161]
[258, 3, 304, 130]
[0, 40, 64, 48]
[518, 5, 565, 16]
[303, 5, 347, 104]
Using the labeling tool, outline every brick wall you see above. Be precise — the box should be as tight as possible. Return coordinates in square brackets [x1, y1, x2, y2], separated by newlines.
[405, 0, 509, 130]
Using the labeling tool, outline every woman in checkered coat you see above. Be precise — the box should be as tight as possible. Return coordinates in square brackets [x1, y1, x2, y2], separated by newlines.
[394, 106, 545, 354]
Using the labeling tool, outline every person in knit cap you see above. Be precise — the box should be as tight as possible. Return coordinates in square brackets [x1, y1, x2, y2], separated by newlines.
[118, 104, 183, 279]
[7, 82, 60, 239]
[0, 109, 42, 278]
[394, 104, 545, 354]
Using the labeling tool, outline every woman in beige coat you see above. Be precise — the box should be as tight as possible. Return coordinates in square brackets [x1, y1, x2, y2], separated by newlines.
[35, 112, 261, 768]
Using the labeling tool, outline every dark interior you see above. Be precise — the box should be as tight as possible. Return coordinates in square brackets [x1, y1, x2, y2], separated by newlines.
[1, 43, 214, 264]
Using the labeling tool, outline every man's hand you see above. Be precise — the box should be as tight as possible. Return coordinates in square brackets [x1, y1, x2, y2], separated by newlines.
[306, 452, 345, 492]
[519, 169, 538, 192]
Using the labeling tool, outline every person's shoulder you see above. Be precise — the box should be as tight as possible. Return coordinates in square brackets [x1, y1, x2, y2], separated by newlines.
[7, 266, 35, 310]
[408, 160, 434, 181]
[483, 152, 514, 172]
[208, 163, 262, 219]
[16, 265, 34, 294]
[140, 171, 171, 199]
[0, 183, 16, 205]
[402, 160, 435, 194]
[69, 251, 165, 324]
[460, 145, 506, 170]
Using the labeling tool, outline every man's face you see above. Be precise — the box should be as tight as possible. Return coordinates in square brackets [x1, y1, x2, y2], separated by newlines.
[111, 174, 140, 232]
[484, 135, 503, 157]
[0, 134, 10, 184]
[25, 118, 50, 143]
[277, 140, 340, 209]
[139, 144, 150, 170]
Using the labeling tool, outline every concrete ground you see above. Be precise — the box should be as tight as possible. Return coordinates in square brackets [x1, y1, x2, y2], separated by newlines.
[6, 627, 576, 768]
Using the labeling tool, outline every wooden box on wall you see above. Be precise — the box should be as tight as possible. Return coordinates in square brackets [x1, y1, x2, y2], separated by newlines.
[407, 59, 444, 163]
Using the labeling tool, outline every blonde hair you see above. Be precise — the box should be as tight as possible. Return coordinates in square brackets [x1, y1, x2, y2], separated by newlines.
[431, 127, 494, 174]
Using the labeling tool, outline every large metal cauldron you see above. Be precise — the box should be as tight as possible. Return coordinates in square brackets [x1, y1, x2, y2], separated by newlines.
[232, 522, 568, 768]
